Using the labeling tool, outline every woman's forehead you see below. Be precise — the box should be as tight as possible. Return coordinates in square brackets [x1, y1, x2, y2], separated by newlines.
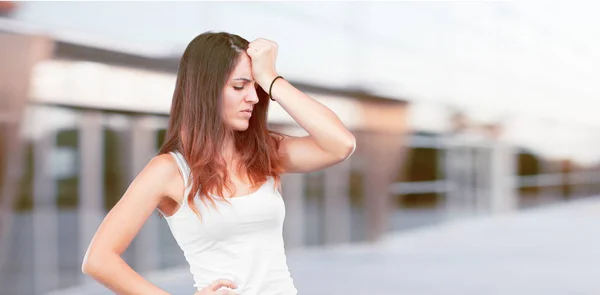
[229, 54, 253, 80]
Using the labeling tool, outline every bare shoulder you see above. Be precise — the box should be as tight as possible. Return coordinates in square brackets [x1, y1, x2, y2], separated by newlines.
[121, 153, 183, 205]
[140, 154, 179, 181]
[269, 130, 287, 142]
[144, 153, 185, 201]
[147, 153, 179, 174]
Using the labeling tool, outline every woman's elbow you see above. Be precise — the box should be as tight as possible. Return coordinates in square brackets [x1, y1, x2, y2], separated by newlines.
[338, 135, 357, 161]
[81, 254, 97, 276]
[81, 251, 107, 277]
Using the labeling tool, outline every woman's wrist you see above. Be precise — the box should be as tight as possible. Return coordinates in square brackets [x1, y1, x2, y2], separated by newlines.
[257, 72, 279, 90]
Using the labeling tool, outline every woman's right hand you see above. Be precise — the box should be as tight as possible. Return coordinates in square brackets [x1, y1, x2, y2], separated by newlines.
[193, 278, 238, 295]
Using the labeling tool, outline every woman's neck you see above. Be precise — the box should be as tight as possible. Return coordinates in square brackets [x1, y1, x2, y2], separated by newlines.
[221, 133, 237, 163]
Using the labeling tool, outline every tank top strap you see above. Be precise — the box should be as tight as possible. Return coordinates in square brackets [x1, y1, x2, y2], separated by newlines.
[169, 151, 191, 189]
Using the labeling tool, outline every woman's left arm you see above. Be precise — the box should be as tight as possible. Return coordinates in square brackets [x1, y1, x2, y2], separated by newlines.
[247, 39, 356, 173]
[270, 77, 356, 173]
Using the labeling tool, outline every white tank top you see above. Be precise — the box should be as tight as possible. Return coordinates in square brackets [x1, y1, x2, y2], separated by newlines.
[163, 152, 297, 294]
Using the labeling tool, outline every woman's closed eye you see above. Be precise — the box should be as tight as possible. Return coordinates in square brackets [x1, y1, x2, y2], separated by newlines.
[233, 83, 258, 91]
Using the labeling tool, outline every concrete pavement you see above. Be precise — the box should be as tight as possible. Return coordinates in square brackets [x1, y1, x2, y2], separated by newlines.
[46, 197, 600, 295]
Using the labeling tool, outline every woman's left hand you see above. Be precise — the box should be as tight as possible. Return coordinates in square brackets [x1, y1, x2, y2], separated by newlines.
[246, 38, 279, 90]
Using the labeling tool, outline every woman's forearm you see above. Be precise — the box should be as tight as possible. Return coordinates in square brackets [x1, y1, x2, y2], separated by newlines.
[83, 253, 170, 295]
[266, 77, 356, 158]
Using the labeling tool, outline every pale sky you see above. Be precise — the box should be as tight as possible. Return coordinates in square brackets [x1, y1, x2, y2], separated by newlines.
[10, 1, 600, 122]
[7, 1, 600, 163]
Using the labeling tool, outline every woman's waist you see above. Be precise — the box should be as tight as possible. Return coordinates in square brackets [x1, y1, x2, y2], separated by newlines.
[186, 251, 288, 274]
[191, 269, 296, 294]
[189, 259, 293, 292]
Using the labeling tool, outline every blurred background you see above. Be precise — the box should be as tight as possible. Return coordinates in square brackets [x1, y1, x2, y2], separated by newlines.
[1, 1, 600, 295]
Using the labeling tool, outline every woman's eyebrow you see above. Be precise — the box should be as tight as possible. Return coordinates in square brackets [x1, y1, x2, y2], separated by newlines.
[233, 77, 253, 83]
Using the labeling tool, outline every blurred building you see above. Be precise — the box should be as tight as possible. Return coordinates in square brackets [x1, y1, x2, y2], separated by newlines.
[2, 2, 600, 295]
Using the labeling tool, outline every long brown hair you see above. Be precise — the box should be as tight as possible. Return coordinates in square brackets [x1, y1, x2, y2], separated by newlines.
[159, 31, 285, 217]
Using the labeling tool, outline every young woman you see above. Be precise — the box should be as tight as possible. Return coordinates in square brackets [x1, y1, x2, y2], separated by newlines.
[81, 32, 356, 295]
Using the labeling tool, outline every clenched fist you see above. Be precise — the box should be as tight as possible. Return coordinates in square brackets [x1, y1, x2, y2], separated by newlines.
[193, 278, 238, 295]
[246, 38, 279, 90]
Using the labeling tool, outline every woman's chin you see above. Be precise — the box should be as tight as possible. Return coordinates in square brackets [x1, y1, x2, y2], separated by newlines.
[230, 122, 249, 132]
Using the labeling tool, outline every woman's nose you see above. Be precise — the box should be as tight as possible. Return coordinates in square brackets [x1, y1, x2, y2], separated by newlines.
[247, 88, 259, 104]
